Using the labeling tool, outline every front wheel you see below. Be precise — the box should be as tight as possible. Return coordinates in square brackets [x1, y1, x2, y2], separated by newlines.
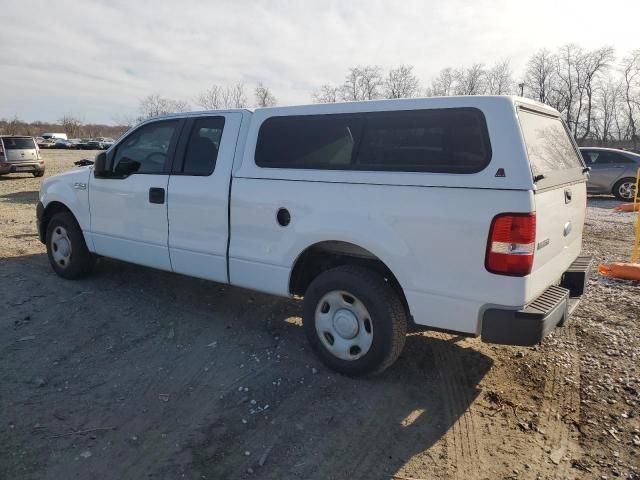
[302, 265, 408, 376]
[46, 212, 95, 279]
[613, 177, 637, 202]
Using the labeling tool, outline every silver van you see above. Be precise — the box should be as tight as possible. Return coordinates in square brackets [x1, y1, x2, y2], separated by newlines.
[0, 136, 45, 177]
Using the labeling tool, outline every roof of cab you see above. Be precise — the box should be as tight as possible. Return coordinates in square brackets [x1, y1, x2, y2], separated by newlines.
[143, 95, 558, 123]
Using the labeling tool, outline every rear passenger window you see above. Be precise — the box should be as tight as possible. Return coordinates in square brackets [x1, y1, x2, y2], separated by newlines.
[255, 108, 491, 173]
[182, 116, 225, 175]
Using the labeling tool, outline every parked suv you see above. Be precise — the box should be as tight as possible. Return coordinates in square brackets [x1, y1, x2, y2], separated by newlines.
[580, 147, 640, 201]
[0, 136, 45, 177]
[36, 96, 591, 375]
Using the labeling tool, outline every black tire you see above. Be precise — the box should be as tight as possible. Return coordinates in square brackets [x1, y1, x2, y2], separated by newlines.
[302, 265, 408, 376]
[46, 212, 95, 279]
[33, 171, 44, 178]
[612, 177, 637, 202]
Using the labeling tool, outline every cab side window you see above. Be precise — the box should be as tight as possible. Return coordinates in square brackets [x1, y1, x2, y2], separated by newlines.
[181, 116, 225, 176]
[113, 120, 179, 176]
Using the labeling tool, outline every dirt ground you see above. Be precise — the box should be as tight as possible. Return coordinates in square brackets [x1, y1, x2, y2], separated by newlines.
[1, 150, 639, 480]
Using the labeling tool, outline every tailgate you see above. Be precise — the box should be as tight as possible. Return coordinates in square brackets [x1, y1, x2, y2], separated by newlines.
[517, 108, 588, 301]
[531, 182, 586, 298]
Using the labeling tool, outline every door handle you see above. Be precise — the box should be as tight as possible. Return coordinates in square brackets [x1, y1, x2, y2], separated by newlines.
[149, 187, 165, 204]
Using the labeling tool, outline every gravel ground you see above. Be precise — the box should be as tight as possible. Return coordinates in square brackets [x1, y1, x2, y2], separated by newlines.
[1, 150, 638, 480]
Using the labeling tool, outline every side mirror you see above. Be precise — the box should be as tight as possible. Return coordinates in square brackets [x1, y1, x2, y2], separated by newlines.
[94, 152, 108, 178]
[114, 157, 141, 176]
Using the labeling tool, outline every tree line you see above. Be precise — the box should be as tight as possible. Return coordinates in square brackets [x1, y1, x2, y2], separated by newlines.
[2, 44, 639, 149]
[313, 46, 640, 149]
[0, 115, 129, 139]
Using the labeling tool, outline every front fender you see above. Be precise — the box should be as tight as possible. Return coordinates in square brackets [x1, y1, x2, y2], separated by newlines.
[39, 169, 92, 246]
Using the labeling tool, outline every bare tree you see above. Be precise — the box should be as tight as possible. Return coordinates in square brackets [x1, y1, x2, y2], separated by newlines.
[195, 81, 247, 109]
[3, 115, 22, 135]
[486, 59, 514, 95]
[138, 94, 190, 121]
[383, 65, 420, 99]
[524, 49, 556, 103]
[112, 113, 137, 130]
[579, 47, 615, 140]
[341, 66, 384, 101]
[620, 49, 640, 149]
[221, 81, 248, 109]
[453, 64, 486, 95]
[594, 77, 622, 143]
[554, 44, 583, 134]
[195, 85, 223, 110]
[428, 67, 456, 96]
[254, 82, 277, 107]
[313, 84, 341, 103]
[59, 114, 83, 137]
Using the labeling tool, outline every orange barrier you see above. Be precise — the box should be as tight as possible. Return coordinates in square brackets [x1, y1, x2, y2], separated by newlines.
[613, 204, 640, 213]
[599, 263, 640, 281]
[599, 168, 640, 280]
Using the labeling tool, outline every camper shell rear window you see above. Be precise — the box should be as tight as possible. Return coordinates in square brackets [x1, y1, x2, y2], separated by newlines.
[255, 108, 492, 174]
[518, 109, 583, 176]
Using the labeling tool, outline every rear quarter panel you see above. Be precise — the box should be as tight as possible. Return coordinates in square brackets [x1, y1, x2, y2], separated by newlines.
[230, 178, 535, 334]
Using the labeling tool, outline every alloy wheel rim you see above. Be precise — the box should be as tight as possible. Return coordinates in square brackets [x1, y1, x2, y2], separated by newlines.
[315, 290, 373, 361]
[619, 182, 636, 200]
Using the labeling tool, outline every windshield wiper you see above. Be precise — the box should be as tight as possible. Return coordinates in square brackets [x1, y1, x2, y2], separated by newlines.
[533, 174, 545, 183]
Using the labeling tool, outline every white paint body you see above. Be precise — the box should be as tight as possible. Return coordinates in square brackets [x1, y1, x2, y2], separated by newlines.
[39, 96, 587, 336]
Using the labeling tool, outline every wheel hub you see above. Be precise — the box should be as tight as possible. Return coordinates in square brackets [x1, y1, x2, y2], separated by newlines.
[58, 237, 71, 257]
[333, 308, 359, 339]
[51, 226, 72, 268]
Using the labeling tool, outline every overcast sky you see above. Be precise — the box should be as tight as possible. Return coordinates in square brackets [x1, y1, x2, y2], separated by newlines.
[1, 0, 639, 124]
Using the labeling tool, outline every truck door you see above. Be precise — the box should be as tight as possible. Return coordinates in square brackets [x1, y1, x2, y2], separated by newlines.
[167, 112, 243, 283]
[89, 119, 182, 270]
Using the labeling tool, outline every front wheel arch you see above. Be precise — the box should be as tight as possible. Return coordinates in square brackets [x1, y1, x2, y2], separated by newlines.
[40, 202, 74, 244]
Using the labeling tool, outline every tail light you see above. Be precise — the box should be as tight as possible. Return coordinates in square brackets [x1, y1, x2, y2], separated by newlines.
[35, 142, 41, 160]
[485, 212, 536, 276]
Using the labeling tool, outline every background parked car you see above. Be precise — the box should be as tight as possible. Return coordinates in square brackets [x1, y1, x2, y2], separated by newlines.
[580, 147, 640, 201]
[0, 135, 45, 177]
[37, 138, 56, 148]
[85, 138, 114, 150]
[53, 139, 74, 149]
[40, 133, 68, 140]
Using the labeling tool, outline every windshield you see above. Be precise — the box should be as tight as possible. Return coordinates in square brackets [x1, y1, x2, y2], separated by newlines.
[2, 137, 36, 149]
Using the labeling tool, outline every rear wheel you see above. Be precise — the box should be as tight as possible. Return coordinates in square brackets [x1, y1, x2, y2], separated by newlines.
[33, 171, 44, 178]
[46, 212, 95, 279]
[613, 177, 637, 202]
[302, 265, 407, 376]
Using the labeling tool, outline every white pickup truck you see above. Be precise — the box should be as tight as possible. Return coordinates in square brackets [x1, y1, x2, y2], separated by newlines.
[37, 96, 592, 376]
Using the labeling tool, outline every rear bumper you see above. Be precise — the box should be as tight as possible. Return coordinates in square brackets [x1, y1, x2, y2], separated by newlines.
[0, 162, 44, 174]
[481, 255, 592, 346]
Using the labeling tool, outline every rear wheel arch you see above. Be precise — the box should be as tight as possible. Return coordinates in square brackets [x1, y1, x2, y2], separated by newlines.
[288, 240, 410, 315]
